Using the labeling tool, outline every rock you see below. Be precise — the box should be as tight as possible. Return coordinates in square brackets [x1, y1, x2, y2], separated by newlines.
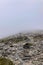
[23, 43, 32, 49]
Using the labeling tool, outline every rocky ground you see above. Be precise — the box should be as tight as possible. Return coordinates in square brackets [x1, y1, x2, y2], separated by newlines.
[0, 32, 43, 65]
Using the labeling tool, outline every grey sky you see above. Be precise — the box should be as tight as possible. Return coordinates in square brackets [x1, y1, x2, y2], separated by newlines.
[0, 0, 43, 38]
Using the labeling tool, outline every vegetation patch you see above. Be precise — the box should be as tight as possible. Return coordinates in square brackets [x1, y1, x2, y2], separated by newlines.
[0, 57, 14, 65]
[33, 34, 43, 40]
[0, 36, 28, 43]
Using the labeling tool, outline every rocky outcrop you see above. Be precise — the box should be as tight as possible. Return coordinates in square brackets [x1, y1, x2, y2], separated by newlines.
[0, 33, 43, 65]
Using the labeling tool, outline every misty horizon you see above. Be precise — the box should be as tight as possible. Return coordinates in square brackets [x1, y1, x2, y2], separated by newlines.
[0, 0, 43, 38]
